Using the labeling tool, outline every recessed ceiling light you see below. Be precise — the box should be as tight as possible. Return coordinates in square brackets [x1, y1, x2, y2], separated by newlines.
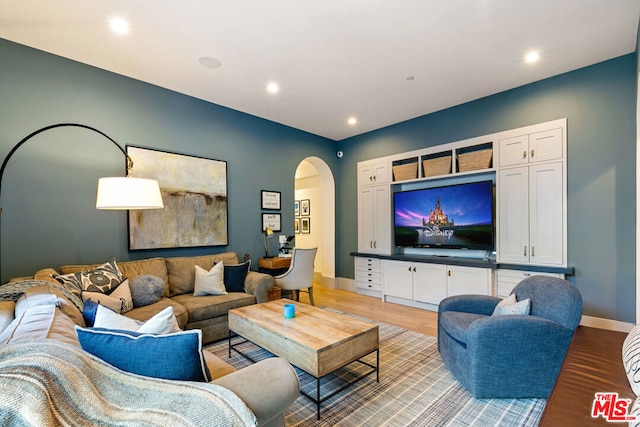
[109, 17, 130, 35]
[267, 82, 279, 94]
[198, 56, 223, 69]
[348, 117, 357, 125]
[406, 75, 415, 81]
[525, 51, 540, 63]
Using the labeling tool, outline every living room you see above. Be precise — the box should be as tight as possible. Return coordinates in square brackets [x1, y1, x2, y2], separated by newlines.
[0, 2, 639, 425]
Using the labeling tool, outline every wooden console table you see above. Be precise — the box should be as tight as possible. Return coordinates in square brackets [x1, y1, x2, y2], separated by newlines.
[258, 257, 291, 276]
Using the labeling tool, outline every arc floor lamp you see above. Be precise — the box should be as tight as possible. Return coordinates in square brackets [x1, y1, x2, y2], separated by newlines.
[0, 123, 164, 282]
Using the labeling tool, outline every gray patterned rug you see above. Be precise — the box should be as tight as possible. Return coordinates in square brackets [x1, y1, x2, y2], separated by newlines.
[206, 312, 545, 426]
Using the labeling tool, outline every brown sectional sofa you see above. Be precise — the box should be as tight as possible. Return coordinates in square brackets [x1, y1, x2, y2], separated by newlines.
[0, 281, 300, 426]
[32, 251, 274, 343]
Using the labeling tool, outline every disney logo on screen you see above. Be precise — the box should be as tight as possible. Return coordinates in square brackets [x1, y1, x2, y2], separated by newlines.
[422, 226, 454, 239]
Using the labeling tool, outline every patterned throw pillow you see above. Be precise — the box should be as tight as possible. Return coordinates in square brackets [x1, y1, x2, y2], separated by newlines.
[623, 325, 640, 395]
[82, 279, 134, 314]
[52, 260, 123, 297]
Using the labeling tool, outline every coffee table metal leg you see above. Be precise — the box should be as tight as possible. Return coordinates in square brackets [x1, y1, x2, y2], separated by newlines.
[316, 378, 321, 420]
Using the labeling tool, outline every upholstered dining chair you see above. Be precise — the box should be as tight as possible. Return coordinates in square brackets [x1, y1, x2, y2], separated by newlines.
[274, 248, 317, 305]
[437, 275, 583, 398]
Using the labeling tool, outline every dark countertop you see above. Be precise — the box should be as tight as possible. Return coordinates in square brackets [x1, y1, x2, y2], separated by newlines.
[350, 252, 574, 275]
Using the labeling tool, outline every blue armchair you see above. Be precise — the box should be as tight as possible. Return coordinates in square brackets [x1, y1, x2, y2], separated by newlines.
[437, 275, 583, 398]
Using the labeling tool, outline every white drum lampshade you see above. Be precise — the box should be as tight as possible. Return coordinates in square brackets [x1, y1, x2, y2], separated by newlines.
[96, 177, 164, 210]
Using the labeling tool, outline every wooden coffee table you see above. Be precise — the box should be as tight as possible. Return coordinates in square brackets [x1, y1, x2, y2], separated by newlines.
[228, 299, 379, 419]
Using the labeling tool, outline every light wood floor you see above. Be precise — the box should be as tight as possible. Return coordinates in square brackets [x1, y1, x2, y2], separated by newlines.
[293, 284, 438, 337]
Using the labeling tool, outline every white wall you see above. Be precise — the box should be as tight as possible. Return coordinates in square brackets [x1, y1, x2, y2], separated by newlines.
[295, 165, 323, 275]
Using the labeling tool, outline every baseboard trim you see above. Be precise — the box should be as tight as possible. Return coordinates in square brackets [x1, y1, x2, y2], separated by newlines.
[580, 315, 634, 332]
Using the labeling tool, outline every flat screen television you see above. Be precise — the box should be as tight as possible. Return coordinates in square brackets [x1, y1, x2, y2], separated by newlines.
[393, 180, 494, 250]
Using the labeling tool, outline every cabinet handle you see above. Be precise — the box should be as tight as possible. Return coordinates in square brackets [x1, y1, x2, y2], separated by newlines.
[373, 241, 377, 248]
[531, 149, 535, 158]
[408, 266, 412, 272]
[370, 241, 373, 248]
[532, 246, 535, 257]
[448, 270, 451, 277]
[413, 267, 416, 272]
[369, 176, 373, 182]
[373, 175, 377, 182]
[523, 150, 527, 159]
[524, 246, 527, 256]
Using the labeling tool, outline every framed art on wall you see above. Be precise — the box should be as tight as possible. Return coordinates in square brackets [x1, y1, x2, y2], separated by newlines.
[126, 146, 228, 250]
[262, 213, 281, 232]
[301, 217, 310, 234]
[294, 218, 300, 234]
[301, 199, 310, 216]
[261, 190, 281, 210]
[294, 200, 300, 216]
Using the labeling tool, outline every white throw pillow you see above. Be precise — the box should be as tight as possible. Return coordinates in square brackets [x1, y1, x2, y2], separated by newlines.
[193, 262, 227, 296]
[492, 293, 531, 316]
[623, 325, 640, 395]
[92, 305, 180, 335]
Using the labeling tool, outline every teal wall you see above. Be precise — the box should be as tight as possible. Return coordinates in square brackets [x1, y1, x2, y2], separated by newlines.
[337, 54, 637, 323]
[0, 38, 336, 282]
[1, 37, 637, 323]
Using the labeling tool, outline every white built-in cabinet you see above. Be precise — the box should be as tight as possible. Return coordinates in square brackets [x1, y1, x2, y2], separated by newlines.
[354, 119, 568, 307]
[383, 260, 491, 304]
[497, 126, 565, 266]
[357, 162, 391, 254]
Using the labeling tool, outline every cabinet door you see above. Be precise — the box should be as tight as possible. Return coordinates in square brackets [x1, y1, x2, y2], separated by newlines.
[357, 187, 375, 252]
[383, 260, 414, 299]
[529, 162, 564, 265]
[498, 167, 530, 263]
[358, 164, 375, 187]
[373, 185, 390, 253]
[447, 265, 491, 297]
[496, 269, 562, 297]
[372, 162, 389, 185]
[529, 128, 563, 164]
[499, 134, 529, 167]
[413, 263, 447, 304]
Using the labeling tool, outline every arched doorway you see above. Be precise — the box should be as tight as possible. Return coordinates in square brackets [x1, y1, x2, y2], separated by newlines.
[295, 157, 336, 288]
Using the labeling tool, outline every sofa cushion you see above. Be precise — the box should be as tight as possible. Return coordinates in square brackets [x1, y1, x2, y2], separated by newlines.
[166, 253, 239, 296]
[124, 298, 189, 328]
[439, 311, 487, 345]
[171, 292, 255, 323]
[0, 304, 80, 347]
[76, 327, 211, 382]
[129, 275, 165, 307]
[194, 263, 227, 296]
[224, 261, 251, 293]
[17, 285, 85, 327]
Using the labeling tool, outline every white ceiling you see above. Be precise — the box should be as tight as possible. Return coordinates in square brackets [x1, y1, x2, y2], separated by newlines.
[1, 1, 639, 141]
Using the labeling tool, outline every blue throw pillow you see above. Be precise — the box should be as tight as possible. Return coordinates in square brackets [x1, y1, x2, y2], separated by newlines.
[75, 327, 211, 382]
[82, 298, 100, 327]
[224, 261, 251, 292]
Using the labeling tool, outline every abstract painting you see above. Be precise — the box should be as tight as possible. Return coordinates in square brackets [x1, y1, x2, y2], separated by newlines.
[127, 146, 228, 250]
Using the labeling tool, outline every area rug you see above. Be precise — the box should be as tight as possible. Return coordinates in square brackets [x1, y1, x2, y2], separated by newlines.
[206, 313, 545, 426]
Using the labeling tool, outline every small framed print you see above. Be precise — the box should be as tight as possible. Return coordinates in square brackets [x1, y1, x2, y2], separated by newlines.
[294, 218, 300, 234]
[261, 190, 281, 210]
[294, 200, 300, 217]
[301, 217, 310, 234]
[301, 199, 310, 216]
[262, 213, 281, 231]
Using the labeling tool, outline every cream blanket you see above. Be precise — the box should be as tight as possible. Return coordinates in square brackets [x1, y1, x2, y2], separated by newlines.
[0, 340, 257, 426]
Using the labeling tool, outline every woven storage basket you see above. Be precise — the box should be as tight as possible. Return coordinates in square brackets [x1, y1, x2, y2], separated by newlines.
[392, 162, 418, 181]
[422, 156, 452, 177]
[457, 149, 493, 172]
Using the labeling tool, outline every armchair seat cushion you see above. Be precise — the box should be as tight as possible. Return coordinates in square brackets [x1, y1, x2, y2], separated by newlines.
[439, 311, 487, 345]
